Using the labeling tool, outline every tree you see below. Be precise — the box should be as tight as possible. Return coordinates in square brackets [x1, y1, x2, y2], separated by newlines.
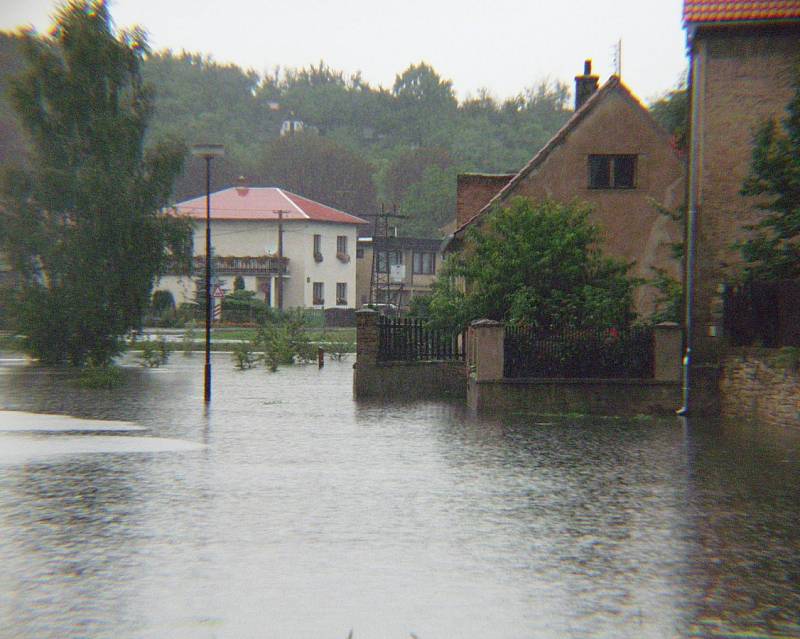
[737, 73, 800, 280]
[0, 0, 190, 366]
[399, 164, 459, 237]
[391, 62, 458, 145]
[256, 131, 377, 216]
[429, 198, 638, 331]
[383, 147, 452, 204]
[0, 33, 29, 167]
[649, 76, 689, 152]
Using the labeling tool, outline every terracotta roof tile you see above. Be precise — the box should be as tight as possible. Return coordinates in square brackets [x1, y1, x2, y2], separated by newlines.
[684, 0, 800, 23]
[173, 187, 368, 225]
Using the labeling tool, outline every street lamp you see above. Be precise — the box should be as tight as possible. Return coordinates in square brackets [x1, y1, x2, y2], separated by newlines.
[191, 143, 225, 403]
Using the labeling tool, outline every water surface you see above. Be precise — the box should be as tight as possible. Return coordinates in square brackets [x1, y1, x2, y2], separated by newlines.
[1, 352, 798, 638]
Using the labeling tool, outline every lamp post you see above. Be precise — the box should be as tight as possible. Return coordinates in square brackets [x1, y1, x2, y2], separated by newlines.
[191, 143, 225, 403]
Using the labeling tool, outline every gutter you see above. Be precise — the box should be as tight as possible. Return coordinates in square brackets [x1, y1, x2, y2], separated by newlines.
[679, 38, 702, 416]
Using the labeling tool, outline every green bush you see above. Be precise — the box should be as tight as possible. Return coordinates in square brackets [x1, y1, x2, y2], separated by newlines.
[255, 324, 294, 372]
[232, 341, 257, 369]
[325, 340, 355, 360]
[151, 289, 176, 314]
[77, 364, 124, 389]
[222, 291, 276, 324]
[139, 338, 170, 368]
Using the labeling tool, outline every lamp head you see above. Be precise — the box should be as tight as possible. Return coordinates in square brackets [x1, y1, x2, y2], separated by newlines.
[191, 143, 225, 159]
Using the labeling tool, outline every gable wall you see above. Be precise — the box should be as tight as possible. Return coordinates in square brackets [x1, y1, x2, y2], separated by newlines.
[498, 89, 686, 316]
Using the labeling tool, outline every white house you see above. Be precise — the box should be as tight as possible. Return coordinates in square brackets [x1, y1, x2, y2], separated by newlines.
[157, 185, 367, 310]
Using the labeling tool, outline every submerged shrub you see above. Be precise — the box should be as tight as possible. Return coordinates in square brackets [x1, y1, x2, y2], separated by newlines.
[77, 365, 124, 389]
[140, 338, 170, 368]
[232, 341, 257, 369]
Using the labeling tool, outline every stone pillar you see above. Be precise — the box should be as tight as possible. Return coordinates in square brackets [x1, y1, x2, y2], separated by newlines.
[470, 319, 504, 382]
[356, 308, 378, 365]
[353, 308, 378, 398]
[654, 322, 682, 382]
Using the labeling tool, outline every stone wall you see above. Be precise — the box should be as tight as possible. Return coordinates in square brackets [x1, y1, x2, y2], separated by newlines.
[352, 309, 466, 400]
[468, 378, 681, 415]
[353, 311, 684, 414]
[466, 320, 683, 416]
[720, 348, 800, 427]
[354, 359, 466, 400]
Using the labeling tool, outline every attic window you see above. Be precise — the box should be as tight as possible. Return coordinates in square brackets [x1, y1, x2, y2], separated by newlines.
[588, 155, 637, 189]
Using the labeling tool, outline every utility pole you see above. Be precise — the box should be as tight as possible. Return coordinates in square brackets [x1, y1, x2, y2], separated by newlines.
[277, 209, 285, 310]
[362, 204, 408, 310]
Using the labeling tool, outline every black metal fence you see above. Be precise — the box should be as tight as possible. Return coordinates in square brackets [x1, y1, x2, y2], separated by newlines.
[378, 317, 466, 362]
[504, 325, 654, 379]
[723, 279, 800, 347]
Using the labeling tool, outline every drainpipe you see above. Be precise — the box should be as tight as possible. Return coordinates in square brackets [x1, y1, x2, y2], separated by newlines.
[679, 38, 701, 416]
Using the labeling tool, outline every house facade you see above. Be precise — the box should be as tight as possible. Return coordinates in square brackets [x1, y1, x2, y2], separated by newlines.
[449, 64, 686, 318]
[355, 236, 443, 311]
[682, 0, 800, 407]
[157, 186, 367, 310]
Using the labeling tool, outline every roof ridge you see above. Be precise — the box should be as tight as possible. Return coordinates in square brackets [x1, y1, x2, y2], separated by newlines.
[451, 75, 680, 239]
[276, 188, 308, 218]
[453, 76, 621, 237]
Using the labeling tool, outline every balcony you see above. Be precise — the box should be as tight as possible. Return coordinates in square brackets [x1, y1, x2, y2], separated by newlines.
[166, 255, 289, 276]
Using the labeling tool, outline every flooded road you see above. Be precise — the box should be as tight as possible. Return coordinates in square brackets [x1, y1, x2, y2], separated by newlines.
[0, 352, 799, 638]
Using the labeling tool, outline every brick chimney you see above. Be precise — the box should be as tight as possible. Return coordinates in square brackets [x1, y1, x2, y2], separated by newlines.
[574, 59, 599, 111]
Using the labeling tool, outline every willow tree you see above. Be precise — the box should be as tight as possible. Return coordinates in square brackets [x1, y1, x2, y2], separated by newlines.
[0, 1, 190, 366]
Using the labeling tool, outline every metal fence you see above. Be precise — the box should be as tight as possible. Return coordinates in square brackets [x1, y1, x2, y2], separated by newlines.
[723, 279, 800, 347]
[504, 325, 654, 379]
[378, 317, 466, 362]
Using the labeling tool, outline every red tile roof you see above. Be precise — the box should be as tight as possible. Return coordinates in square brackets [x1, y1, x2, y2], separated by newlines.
[173, 187, 368, 225]
[683, 0, 800, 23]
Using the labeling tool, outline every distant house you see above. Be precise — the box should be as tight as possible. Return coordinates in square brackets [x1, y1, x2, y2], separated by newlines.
[448, 62, 686, 317]
[157, 185, 367, 310]
[355, 236, 443, 311]
[682, 0, 800, 371]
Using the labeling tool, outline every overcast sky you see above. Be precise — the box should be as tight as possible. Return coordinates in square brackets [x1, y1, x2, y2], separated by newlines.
[0, 0, 688, 104]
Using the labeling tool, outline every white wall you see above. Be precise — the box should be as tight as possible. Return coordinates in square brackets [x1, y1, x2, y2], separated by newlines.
[156, 219, 359, 309]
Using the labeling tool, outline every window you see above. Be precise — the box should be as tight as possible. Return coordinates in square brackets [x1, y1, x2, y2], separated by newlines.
[377, 250, 403, 273]
[313, 234, 323, 262]
[413, 251, 436, 275]
[588, 155, 637, 189]
[336, 235, 350, 262]
[336, 282, 347, 306]
[312, 282, 324, 305]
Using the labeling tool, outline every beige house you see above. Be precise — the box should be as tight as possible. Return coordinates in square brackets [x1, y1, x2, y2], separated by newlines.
[157, 185, 367, 309]
[448, 64, 686, 318]
[355, 236, 443, 311]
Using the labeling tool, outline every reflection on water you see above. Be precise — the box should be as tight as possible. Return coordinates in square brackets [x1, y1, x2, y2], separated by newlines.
[0, 352, 798, 638]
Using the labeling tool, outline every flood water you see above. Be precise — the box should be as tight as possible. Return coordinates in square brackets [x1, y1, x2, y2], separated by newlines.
[0, 351, 799, 639]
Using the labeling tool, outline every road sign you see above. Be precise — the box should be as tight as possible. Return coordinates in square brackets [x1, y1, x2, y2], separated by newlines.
[212, 285, 225, 299]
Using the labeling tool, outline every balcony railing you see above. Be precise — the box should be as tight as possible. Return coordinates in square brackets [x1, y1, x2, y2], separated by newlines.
[166, 255, 289, 276]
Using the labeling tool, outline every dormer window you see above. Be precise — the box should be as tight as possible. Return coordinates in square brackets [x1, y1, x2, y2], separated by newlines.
[588, 154, 637, 189]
